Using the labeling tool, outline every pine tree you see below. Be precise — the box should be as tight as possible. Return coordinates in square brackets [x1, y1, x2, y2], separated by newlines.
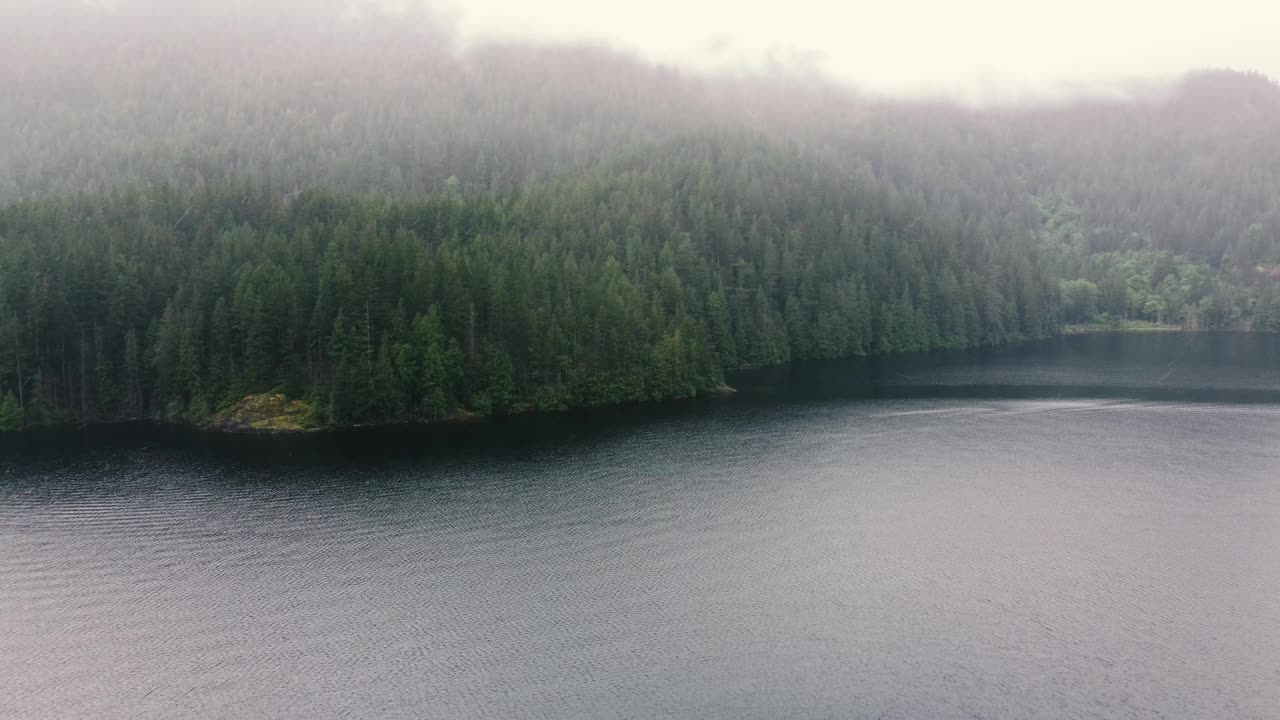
[327, 309, 354, 425]
[0, 391, 22, 431]
[122, 328, 142, 416]
[707, 291, 737, 367]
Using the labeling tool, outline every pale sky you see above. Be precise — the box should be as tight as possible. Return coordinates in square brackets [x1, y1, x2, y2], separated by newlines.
[433, 0, 1280, 101]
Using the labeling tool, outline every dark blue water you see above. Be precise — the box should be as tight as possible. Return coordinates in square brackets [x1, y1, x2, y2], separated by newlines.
[2, 333, 1279, 719]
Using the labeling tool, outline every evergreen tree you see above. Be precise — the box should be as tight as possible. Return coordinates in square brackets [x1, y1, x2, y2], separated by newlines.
[0, 391, 22, 431]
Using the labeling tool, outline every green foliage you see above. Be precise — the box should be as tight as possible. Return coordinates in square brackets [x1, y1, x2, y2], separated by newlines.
[0, 391, 22, 431]
[0, 14, 1276, 428]
[1039, 205, 1261, 329]
[0, 171, 1066, 427]
[1059, 280, 1100, 324]
[1259, 290, 1280, 333]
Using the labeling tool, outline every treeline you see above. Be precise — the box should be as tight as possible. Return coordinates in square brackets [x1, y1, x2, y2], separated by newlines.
[0, 134, 1060, 427]
[1037, 199, 1266, 328]
[1, 0, 1279, 428]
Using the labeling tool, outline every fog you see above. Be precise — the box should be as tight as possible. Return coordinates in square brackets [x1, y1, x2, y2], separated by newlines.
[441, 0, 1279, 102]
[5, 0, 1279, 104]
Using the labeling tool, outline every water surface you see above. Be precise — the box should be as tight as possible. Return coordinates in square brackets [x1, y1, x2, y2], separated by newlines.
[3, 333, 1279, 719]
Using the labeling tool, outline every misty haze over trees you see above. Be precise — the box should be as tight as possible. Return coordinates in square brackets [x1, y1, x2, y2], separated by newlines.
[1, 0, 1279, 429]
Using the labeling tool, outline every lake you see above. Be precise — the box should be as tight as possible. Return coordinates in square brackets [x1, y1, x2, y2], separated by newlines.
[2, 333, 1279, 719]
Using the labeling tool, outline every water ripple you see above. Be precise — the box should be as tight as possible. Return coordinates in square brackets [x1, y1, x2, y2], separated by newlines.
[2, 398, 1279, 719]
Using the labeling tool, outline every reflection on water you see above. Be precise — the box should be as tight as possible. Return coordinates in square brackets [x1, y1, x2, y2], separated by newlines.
[2, 334, 1279, 719]
[737, 331, 1280, 404]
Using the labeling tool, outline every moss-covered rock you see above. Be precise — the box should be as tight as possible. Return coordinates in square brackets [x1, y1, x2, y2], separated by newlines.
[209, 393, 315, 433]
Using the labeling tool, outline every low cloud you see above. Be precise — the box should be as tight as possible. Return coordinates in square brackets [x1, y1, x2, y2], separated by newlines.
[437, 0, 1280, 103]
[4, 0, 1277, 105]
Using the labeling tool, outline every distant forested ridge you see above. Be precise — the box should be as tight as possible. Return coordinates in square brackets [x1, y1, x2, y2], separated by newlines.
[0, 0, 1278, 429]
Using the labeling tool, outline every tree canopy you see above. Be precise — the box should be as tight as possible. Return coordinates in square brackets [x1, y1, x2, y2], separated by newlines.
[0, 1, 1277, 428]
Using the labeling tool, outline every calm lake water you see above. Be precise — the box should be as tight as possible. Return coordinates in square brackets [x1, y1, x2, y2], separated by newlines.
[3, 333, 1279, 719]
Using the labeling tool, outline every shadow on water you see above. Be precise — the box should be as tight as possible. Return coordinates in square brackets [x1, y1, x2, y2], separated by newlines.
[0, 398, 732, 471]
[731, 332, 1280, 404]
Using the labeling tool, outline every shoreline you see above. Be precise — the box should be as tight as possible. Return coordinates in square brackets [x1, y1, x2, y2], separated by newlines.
[3, 384, 741, 436]
[1063, 322, 1185, 335]
[7, 326, 1272, 435]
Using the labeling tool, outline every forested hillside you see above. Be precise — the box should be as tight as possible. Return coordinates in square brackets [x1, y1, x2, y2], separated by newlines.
[1, 0, 1278, 428]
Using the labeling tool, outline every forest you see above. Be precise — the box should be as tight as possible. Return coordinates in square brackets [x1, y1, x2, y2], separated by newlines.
[0, 0, 1278, 429]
